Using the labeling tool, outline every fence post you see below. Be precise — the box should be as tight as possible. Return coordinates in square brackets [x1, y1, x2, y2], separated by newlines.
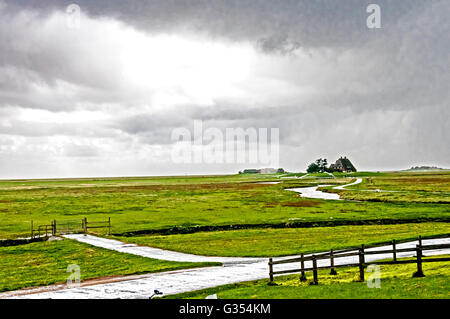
[299, 253, 307, 282]
[358, 244, 365, 282]
[83, 218, 87, 235]
[418, 235, 424, 256]
[31, 220, 34, 239]
[392, 239, 397, 262]
[330, 249, 337, 275]
[311, 255, 318, 285]
[413, 244, 425, 277]
[52, 220, 56, 236]
[108, 217, 111, 235]
[268, 258, 274, 284]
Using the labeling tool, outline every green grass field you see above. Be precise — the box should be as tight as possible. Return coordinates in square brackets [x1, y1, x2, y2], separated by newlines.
[0, 170, 449, 296]
[115, 222, 450, 257]
[0, 239, 218, 292]
[0, 171, 449, 239]
[166, 257, 450, 299]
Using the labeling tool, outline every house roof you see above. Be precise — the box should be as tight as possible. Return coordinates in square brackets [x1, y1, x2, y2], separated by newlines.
[333, 157, 356, 171]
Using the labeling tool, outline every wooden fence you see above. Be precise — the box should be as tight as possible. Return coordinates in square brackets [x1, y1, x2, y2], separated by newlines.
[268, 235, 450, 285]
[31, 217, 111, 238]
[30, 220, 54, 239]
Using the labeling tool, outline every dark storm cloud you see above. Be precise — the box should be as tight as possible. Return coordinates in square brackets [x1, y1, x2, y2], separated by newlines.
[2, 0, 448, 114]
[3, 0, 431, 50]
[0, 0, 449, 178]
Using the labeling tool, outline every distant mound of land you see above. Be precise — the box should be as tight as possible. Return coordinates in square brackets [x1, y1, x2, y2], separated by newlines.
[405, 166, 447, 171]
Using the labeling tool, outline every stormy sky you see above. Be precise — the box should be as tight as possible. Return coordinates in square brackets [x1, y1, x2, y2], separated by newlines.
[0, 0, 449, 179]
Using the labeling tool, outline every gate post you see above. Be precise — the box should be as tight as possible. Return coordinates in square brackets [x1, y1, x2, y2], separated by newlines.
[358, 244, 365, 282]
[83, 218, 87, 235]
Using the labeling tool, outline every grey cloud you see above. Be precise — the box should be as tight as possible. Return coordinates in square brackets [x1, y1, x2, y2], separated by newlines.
[256, 34, 302, 55]
[64, 143, 99, 157]
[2, 1, 433, 52]
[0, 0, 449, 177]
[116, 112, 189, 135]
[0, 120, 115, 138]
[114, 112, 189, 145]
[0, 6, 137, 111]
[0, 107, 117, 138]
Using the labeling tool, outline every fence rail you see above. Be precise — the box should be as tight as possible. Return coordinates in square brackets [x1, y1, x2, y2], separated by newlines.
[268, 234, 450, 285]
[31, 217, 111, 238]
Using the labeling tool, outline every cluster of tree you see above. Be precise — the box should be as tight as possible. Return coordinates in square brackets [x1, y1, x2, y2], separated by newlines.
[306, 158, 329, 173]
[307, 156, 356, 173]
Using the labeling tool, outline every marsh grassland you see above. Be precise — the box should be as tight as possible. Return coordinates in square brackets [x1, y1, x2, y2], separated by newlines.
[0, 170, 449, 295]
